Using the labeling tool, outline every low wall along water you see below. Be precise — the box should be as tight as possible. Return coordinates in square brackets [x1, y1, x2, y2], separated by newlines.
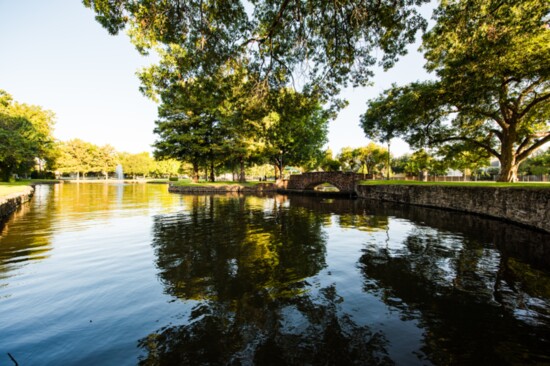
[355, 185, 550, 233]
[0, 186, 34, 222]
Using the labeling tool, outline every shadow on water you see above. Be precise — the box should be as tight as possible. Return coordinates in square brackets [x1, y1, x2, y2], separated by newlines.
[142, 195, 550, 365]
[141, 195, 393, 365]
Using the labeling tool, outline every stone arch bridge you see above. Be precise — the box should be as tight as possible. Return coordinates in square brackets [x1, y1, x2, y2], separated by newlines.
[285, 172, 368, 194]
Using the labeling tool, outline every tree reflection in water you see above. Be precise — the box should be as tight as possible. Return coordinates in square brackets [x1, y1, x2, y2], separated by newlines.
[142, 194, 392, 365]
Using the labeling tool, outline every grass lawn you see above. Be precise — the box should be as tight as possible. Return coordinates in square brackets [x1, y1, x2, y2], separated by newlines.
[171, 180, 263, 187]
[0, 181, 33, 199]
[358, 180, 550, 188]
[0, 180, 61, 199]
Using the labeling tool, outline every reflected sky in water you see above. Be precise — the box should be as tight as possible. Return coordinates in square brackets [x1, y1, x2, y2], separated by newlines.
[0, 184, 549, 365]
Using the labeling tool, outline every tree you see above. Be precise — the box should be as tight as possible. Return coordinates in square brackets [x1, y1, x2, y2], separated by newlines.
[56, 139, 97, 179]
[354, 143, 389, 176]
[519, 148, 550, 176]
[120, 152, 154, 179]
[337, 147, 359, 172]
[262, 89, 332, 179]
[214, 64, 268, 182]
[83, 0, 428, 98]
[361, 0, 550, 182]
[152, 159, 181, 178]
[0, 90, 56, 181]
[152, 75, 227, 183]
[404, 149, 447, 179]
[439, 144, 491, 179]
[92, 144, 119, 178]
[56, 140, 121, 178]
[319, 149, 341, 172]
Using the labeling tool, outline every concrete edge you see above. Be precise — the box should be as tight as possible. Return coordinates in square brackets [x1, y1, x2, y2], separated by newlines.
[0, 186, 35, 222]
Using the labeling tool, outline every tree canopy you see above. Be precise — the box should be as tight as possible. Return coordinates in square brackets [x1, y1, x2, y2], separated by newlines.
[83, 0, 428, 96]
[0, 90, 56, 181]
[361, 0, 549, 182]
[120, 151, 155, 178]
[262, 88, 332, 178]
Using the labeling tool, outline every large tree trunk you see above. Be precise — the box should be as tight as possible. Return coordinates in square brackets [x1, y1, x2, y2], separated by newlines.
[498, 156, 519, 182]
[274, 156, 283, 180]
[192, 163, 199, 183]
[498, 131, 519, 182]
[238, 158, 246, 182]
[209, 160, 215, 182]
[1, 166, 11, 182]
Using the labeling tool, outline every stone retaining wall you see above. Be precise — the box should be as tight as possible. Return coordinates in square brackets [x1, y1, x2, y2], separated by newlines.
[0, 186, 34, 222]
[356, 185, 550, 233]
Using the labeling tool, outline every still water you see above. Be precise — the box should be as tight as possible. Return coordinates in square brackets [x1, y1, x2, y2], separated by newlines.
[0, 183, 549, 365]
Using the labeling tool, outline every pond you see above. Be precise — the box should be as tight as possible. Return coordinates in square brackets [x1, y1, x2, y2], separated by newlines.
[0, 183, 549, 365]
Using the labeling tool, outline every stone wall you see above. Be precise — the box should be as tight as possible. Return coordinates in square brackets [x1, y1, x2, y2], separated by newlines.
[287, 172, 364, 192]
[0, 186, 34, 222]
[356, 185, 550, 233]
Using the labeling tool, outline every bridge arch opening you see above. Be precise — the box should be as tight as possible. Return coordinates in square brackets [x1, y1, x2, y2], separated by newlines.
[307, 182, 341, 192]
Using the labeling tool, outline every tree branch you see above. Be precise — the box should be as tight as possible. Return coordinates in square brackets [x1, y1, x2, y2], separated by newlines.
[515, 76, 544, 109]
[489, 128, 503, 142]
[516, 133, 550, 162]
[240, 0, 292, 48]
[429, 136, 501, 159]
[460, 104, 506, 129]
[518, 92, 550, 119]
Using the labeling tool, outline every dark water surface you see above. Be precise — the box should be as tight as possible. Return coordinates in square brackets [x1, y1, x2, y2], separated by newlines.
[1, 183, 549, 365]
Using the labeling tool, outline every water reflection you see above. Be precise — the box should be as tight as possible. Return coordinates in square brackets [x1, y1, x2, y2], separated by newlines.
[357, 200, 550, 365]
[142, 195, 393, 365]
[0, 185, 55, 276]
[144, 195, 550, 365]
[0, 183, 181, 291]
[1, 186, 549, 365]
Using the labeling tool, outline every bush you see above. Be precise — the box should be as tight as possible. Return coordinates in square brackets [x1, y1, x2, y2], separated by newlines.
[169, 176, 179, 182]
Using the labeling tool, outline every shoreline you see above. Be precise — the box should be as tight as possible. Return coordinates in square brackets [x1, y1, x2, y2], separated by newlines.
[168, 182, 550, 233]
[0, 186, 35, 223]
[2, 181, 547, 234]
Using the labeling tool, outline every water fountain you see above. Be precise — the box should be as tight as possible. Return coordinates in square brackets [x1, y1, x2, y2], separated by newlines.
[115, 164, 124, 180]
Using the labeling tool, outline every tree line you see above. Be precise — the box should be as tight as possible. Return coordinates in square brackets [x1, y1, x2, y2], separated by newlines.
[2, 86, 547, 182]
[55, 139, 181, 179]
[0, 91, 181, 181]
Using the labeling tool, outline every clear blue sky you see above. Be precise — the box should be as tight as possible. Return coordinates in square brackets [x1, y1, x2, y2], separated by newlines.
[0, 0, 433, 156]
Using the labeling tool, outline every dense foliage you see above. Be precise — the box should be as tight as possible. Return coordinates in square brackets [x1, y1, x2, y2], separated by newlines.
[519, 148, 550, 176]
[56, 139, 118, 179]
[83, 0, 428, 97]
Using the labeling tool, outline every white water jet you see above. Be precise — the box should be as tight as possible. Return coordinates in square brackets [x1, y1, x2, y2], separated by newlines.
[115, 164, 124, 180]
